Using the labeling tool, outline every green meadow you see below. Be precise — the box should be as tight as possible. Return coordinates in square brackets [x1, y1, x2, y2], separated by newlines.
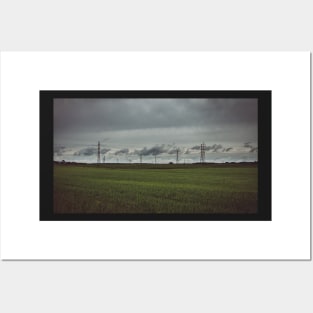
[53, 163, 258, 214]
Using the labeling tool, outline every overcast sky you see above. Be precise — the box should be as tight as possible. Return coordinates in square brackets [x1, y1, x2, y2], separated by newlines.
[54, 98, 258, 163]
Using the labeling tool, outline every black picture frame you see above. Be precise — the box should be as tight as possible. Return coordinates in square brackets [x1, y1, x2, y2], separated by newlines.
[40, 90, 271, 221]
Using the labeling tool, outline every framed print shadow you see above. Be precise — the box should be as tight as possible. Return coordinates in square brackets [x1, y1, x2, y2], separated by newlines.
[40, 90, 271, 221]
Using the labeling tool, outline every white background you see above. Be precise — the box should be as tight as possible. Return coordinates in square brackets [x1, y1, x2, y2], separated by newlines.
[0, 51, 310, 260]
[0, 1, 312, 312]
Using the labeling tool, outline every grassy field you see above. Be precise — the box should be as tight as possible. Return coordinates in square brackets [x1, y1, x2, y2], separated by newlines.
[53, 163, 258, 214]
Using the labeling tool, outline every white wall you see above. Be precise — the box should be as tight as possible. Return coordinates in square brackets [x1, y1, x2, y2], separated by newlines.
[0, 1, 312, 312]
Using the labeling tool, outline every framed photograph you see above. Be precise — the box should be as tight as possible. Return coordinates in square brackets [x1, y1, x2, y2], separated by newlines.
[1, 52, 310, 260]
[40, 90, 271, 221]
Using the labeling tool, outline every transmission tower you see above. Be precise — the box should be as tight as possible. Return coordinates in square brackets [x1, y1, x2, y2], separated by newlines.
[200, 143, 206, 163]
[97, 141, 101, 163]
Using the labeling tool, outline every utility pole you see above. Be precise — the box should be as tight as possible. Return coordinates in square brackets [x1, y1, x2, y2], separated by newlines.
[97, 141, 101, 163]
[200, 143, 206, 163]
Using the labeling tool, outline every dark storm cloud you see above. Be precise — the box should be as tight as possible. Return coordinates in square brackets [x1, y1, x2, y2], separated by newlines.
[207, 144, 223, 152]
[191, 145, 201, 150]
[136, 145, 169, 156]
[132, 142, 259, 156]
[72, 146, 111, 156]
[167, 148, 181, 155]
[134, 144, 181, 156]
[101, 148, 111, 154]
[164, 144, 182, 155]
[115, 148, 129, 155]
[190, 143, 260, 153]
[191, 144, 223, 152]
[54, 98, 258, 134]
[73, 147, 97, 156]
[244, 142, 258, 153]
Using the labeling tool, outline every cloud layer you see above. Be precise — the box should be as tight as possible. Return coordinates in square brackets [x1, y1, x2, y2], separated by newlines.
[54, 98, 257, 132]
[54, 98, 258, 163]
